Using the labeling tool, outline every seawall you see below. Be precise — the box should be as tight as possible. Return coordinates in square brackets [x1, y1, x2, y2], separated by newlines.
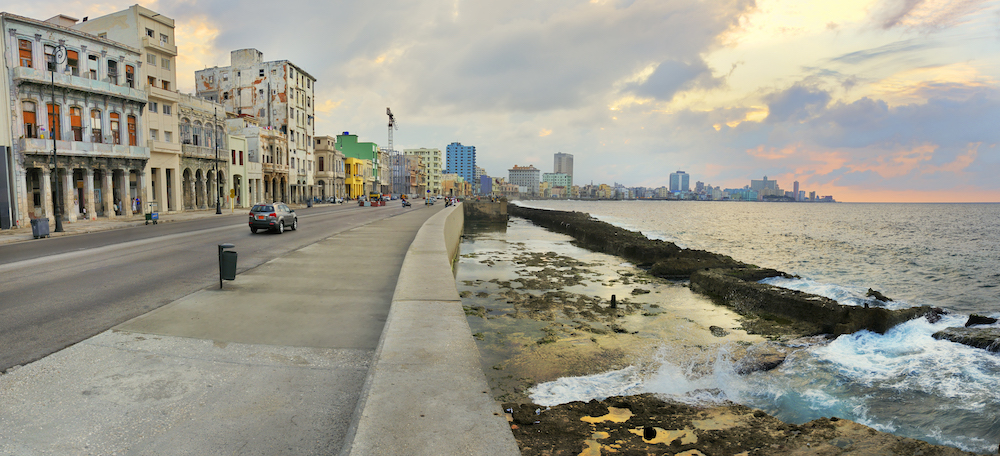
[341, 204, 520, 455]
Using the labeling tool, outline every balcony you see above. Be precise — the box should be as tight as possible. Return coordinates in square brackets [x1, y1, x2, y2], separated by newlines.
[146, 84, 180, 103]
[147, 139, 181, 154]
[20, 137, 149, 160]
[142, 36, 178, 56]
[262, 163, 289, 174]
[181, 143, 221, 160]
[13, 67, 147, 104]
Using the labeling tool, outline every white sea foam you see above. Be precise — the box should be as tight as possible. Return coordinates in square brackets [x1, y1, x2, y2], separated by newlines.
[759, 276, 916, 310]
[528, 366, 644, 407]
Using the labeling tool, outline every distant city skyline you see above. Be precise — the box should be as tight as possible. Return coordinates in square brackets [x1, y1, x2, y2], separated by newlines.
[18, 1, 1000, 203]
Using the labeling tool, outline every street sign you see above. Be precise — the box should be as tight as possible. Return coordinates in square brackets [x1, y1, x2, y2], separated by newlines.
[229, 188, 235, 198]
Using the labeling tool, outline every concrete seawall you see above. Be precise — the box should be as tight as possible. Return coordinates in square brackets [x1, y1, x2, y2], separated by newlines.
[342, 204, 520, 455]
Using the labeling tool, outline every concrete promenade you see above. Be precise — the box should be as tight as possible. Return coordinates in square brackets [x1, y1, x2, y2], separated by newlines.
[0, 204, 519, 454]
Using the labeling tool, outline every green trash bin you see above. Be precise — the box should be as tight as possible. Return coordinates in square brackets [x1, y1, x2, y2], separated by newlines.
[218, 243, 237, 288]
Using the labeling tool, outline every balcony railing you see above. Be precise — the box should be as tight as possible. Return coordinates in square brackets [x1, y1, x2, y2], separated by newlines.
[262, 163, 289, 173]
[14, 67, 147, 104]
[20, 137, 149, 159]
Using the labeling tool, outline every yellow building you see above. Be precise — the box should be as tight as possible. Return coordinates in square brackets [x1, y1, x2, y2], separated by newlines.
[344, 157, 371, 199]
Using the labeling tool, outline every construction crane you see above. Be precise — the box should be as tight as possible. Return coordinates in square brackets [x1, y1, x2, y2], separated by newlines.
[387, 107, 402, 196]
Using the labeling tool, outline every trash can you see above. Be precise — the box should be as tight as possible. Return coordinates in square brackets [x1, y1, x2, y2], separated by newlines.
[31, 218, 49, 239]
[218, 243, 237, 288]
[307, 199, 313, 208]
[145, 202, 159, 225]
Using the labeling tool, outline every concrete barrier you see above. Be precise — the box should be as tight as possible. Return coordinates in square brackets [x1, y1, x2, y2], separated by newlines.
[342, 203, 520, 455]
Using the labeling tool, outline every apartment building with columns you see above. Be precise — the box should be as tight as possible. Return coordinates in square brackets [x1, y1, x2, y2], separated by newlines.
[195, 49, 316, 204]
[1, 12, 148, 228]
[73, 5, 183, 215]
[176, 92, 232, 210]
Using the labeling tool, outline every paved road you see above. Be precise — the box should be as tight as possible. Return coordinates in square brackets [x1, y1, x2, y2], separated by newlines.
[0, 203, 423, 372]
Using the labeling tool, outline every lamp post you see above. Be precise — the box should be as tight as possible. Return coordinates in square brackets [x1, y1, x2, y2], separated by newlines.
[214, 107, 221, 214]
[50, 45, 67, 232]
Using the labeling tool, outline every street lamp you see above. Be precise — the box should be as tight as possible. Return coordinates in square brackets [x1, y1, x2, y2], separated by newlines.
[49, 44, 67, 232]
[214, 107, 221, 214]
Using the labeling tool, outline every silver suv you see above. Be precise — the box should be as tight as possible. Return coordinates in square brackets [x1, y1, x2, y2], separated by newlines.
[249, 203, 297, 234]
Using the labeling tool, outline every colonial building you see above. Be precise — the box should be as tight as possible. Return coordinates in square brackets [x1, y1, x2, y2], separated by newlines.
[313, 135, 345, 200]
[403, 148, 442, 196]
[74, 5, 182, 214]
[195, 49, 315, 203]
[1, 12, 148, 228]
[227, 116, 286, 203]
[176, 93, 228, 210]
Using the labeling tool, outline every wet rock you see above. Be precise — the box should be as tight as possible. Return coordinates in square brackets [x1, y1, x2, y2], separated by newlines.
[709, 326, 730, 337]
[933, 327, 1000, 352]
[866, 288, 893, 302]
[964, 314, 998, 327]
[631, 288, 650, 295]
[505, 394, 976, 456]
[691, 268, 933, 336]
[925, 307, 948, 324]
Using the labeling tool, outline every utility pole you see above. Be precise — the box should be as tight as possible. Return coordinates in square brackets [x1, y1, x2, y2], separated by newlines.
[215, 107, 221, 214]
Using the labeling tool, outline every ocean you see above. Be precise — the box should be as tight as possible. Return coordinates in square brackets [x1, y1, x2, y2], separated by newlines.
[461, 201, 1000, 453]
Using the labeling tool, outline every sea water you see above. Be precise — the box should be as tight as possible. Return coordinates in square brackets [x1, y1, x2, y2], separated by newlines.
[512, 201, 1000, 453]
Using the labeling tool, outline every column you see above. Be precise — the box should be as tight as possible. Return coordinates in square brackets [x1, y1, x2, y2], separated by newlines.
[119, 169, 132, 217]
[103, 168, 115, 218]
[136, 169, 146, 214]
[41, 168, 53, 219]
[63, 169, 76, 222]
[192, 176, 201, 209]
[84, 168, 96, 220]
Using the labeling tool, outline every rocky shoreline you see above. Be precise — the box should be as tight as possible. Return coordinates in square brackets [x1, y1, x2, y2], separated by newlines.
[495, 205, 995, 455]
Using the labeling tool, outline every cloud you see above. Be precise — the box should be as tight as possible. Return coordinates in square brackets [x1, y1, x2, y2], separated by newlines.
[763, 84, 831, 123]
[871, 0, 989, 30]
[627, 58, 725, 101]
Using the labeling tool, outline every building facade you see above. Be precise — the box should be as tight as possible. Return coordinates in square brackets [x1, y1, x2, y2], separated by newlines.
[175, 93, 231, 210]
[404, 148, 442, 196]
[74, 5, 182, 214]
[553, 152, 573, 177]
[509, 165, 540, 195]
[194, 48, 315, 203]
[542, 172, 572, 189]
[313, 135, 345, 200]
[2, 12, 149, 228]
[669, 170, 690, 192]
[445, 142, 475, 184]
[336, 132, 381, 195]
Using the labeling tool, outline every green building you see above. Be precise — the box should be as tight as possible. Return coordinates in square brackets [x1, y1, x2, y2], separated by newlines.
[336, 132, 381, 190]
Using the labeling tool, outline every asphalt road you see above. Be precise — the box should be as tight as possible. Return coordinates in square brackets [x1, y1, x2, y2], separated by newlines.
[0, 203, 425, 372]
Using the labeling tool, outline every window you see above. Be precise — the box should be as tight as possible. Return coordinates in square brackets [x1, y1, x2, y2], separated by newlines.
[222, 72, 228, 81]
[146, 28, 155, 38]
[98, 33, 107, 39]
[160, 33, 168, 45]
[161, 80, 169, 90]
[18, 39, 32, 67]
[232, 150, 236, 164]
[223, 92, 229, 100]
[164, 131, 172, 142]
[88, 54, 98, 79]
[149, 102, 158, 113]
[91, 109, 102, 143]
[110, 112, 120, 144]
[259, 69, 264, 77]
[128, 115, 137, 146]
[47, 104, 60, 140]
[44, 46, 55, 71]
[125, 64, 135, 88]
[148, 76, 156, 86]
[71, 107, 83, 141]
[22, 101, 37, 138]
[147, 53, 156, 65]
[161, 58, 170, 70]
[240, 151, 244, 165]
[259, 89, 264, 96]
[107, 59, 118, 84]
[162, 104, 171, 115]
[318, 156, 324, 171]
[67, 50, 79, 76]
[150, 129, 158, 140]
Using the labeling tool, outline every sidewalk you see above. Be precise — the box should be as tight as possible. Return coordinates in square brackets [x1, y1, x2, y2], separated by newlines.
[0, 205, 457, 454]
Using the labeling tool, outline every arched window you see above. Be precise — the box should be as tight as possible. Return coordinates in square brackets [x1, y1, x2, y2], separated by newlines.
[71, 107, 83, 141]
[127, 115, 137, 146]
[18, 39, 32, 67]
[91, 109, 102, 143]
[110, 112, 120, 144]
[180, 118, 191, 144]
[192, 121, 202, 146]
[22, 101, 37, 138]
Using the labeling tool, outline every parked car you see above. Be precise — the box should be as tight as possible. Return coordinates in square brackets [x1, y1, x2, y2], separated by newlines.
[425, 198, 434, 205]
[249, 203, 297, 234]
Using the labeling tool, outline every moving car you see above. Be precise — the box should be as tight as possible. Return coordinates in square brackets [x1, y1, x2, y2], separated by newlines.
[425, 198, 434, 205]
[249, 203, 297, 234]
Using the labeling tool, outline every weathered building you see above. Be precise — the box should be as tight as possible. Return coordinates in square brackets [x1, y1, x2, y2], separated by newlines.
[195, 49, 315, 203]
[74, 5, 182, 214]
[313, 135, 344, 200]
[176, 93, 228, 210]
[2, 12, 148, 228]
[227, 116, 285, 204]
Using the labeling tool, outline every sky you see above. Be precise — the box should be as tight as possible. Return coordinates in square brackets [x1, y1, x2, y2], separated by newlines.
[17, 0, 1000, 202]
